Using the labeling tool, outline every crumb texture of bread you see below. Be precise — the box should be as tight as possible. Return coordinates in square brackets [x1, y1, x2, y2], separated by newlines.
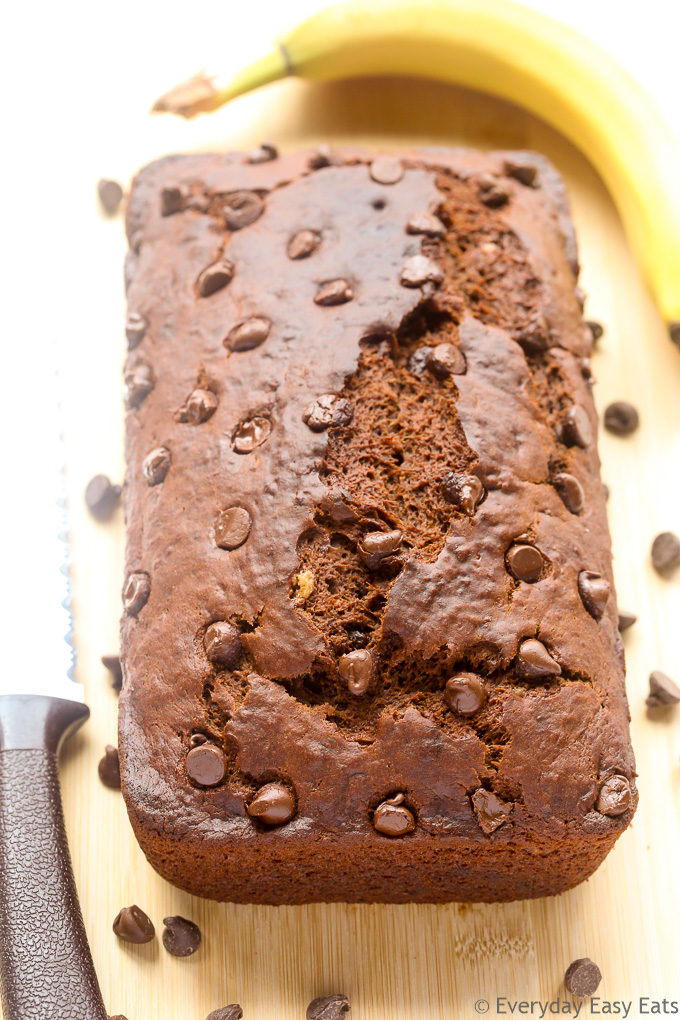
[119, 146, 636, 903]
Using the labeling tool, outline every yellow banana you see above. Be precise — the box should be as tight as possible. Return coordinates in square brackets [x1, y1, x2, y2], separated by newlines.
[153, 0, 680, 337]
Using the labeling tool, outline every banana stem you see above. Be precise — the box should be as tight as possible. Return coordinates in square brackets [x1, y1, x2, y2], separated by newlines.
[152, 49, 289, 118]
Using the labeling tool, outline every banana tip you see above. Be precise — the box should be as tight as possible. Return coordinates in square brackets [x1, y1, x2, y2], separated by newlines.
[151, 72, 220, 118]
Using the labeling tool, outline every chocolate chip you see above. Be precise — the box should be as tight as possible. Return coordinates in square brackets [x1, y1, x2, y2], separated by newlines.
[186, 194, 210, 213]
[125, 312, 149, 349]
[503, 158, 539, 187]
[247, 783, 296, 825]
[314, 279, 354, 306]
[97, 178, 124, 215]
[186, 744, 227, 787]
[595, 775, 632, 816]
[578, 570, 611, 620]
[514, 314, 550, 355]
[372, 793, 415, 837]
[124, 362, 154, 409]
[651, 531, 680, 572]
[552, 472, 584, 515]
[506, 544, 544, 583]
[360, 529, 402, 569]
[515, 639, 561, 679]
[232, 416, 272, 453]
[445, 673, 486, 716]
[101, 654, 123, 691]
[586, 320, 604, 342]
[110, 1015, 130, 1019]
[178, 388, 218, 425]
[670, 321, 680, 349]
[190, 733, 208, 747]
[369, 157, 404, 185]
[646, 670, 680, 709]
[223, 191, 264, 230]
[471, 789, 512, 834]
[400, 255, 443, 288]
[287, 230, 320, 260]
[306, 995, 350, 1020]
[206, 1007, 244, 1020]
[302, 394, 354, 432]
[225, 317, 271, 352]
[122, 572, 150, 615]
[214, 507, 252, 550]
[564, 958, 602, 998]
[406, 211, 445, 237]
[142, 446, 171, 486]
[197, 259, 235, 297]
[84, 474, 121, 521]
[618, 609, 637, 632]
[98, 745, 121, 789]
[204, 622, 242, 669]
[161, 185, 188, 216]
[441, 473, 485, 515]
[580, 357, 593, 383]
[308, 145, 343, 170]
[604, 401, 639, 436]
[477, 174, 509, 208]
[338, 649, 374, 696]
[112, 905, 155, 944]
[162, 916, 201, 957]
[561, 405, 592, 448]
[407, 346, 434, 376]
[246, 142, 278, 164]
[428, 343, 466, 378]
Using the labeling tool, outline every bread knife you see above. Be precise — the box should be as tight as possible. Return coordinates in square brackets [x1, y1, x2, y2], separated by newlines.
[0, 359, 107, 1019]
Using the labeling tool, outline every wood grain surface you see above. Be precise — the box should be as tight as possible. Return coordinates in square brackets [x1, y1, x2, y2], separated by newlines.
[46, 74, 679, 1020]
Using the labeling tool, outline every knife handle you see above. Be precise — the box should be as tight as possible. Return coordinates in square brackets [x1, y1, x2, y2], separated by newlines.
[0, 695, 108, 1020]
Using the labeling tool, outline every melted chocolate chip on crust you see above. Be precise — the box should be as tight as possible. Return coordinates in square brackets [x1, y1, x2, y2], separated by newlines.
[177, 388, 218, 425]
[441, 473, 485, 515]
[122, 573, 150, 616]
[142, 446, 171, 486]
[214, 507, 252, 550]
[477, 174, 509, 208]
[225, 317, 271, 352]
[503, 158, 539, 187]
[246, 143, 278, 164]
[359, 529, 402, 569]
[303, 395, 354, 432]
[369, 157, 404, 185]
[197, 259, 234, 297]
[288, 230, 320, 260]
[247, 783, 296, 825]
[561, 405, 592, 448]
[186, 744, 227, 787]
[372, 793, 415, 837]
[445, 673, 486, 716]
[160, 185, 188, 216]
[406, 211, 446, 237]
[505, 544, 544, 583]
[314, 279, 354, 306]
[577, 570, 611, 620]
[124, 363, 154, 409]
[552, 473, 584, 515]
[232, 416, 272, 453]
[223, 191, 264, 230]
[400, 255, 443, 288]
[125, 312, 148, 349]
[471, 789, 513, 834]
[428, 342, 466, 378]
[515, 639, 561, 679]
[595, 775, 632, 817]
[338, 649, 374, 696]
[204, 622, 241, 669]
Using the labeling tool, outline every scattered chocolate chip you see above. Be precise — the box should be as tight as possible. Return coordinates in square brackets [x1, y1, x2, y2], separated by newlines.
[603, 401, 639, 436]
[338, 649, 374, 696]
[98, 179, 124, 215]
[225, 317, 271, 352]
[515, 639, 561, 679]
[618, 609, 637, 632]
[565, 958, 602, 998]
[178, 388, 218, 425]
[287, 230, 320, 260]
[247, 783, 296, 825]
[125, 312, 149, 349]
[651, 531, 680, 572]
[503, 158, 538, 187]
[578, 570, 611, 620]
[232, 416, 272, 453]
[204, 622, 242, 669]
[122, 572, 150, 616]
[441, 473, 485, 515]
[369, 157, 404, 185]
[314, 279, 354, 306]
[101, 654, 123, 691]
[98, 745, 121, 789]
[162, 916, 201, 957]
[360, 529, 402, 569]
[586, 320, 604, 342]
[302, 394, 354, 432]
[206, 1007, 244, 1020]
[372, 793, 415, 837]
[84, 474, 122, 521]
[124, 362, 154, 409]
[186, 744, 227, 787]
[142, 446, 171, 486]
[400, 254, 443, 288]
[246, 142, 278, 164]
[471, 789, 512, 834]
[552, 473, 584, 515]
[214, 507, 252, 550]
[445, 673, 486, 717]
[112, 905, 155, 944]
[477, 174, 509, 208]
[646, 670, 680, 709]
[197, 259, 235, 297]
[161, 185, 188, 216]
[109, 1015, 130, 1019]
[561, 405, 592, 448]
[428, 343, 466, 378]
[306, 994, 350, 1020]
[595, 775, 632, 816]
[406, 211, 445, 237]
[506, 544, 544, 583]
[223, 191, 264, 230]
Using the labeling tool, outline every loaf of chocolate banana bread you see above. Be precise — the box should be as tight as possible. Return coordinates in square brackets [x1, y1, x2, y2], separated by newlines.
[119, 145, 636, 903]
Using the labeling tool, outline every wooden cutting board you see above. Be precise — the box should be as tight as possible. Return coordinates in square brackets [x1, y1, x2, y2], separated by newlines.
[47, 74, 679, 1020]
